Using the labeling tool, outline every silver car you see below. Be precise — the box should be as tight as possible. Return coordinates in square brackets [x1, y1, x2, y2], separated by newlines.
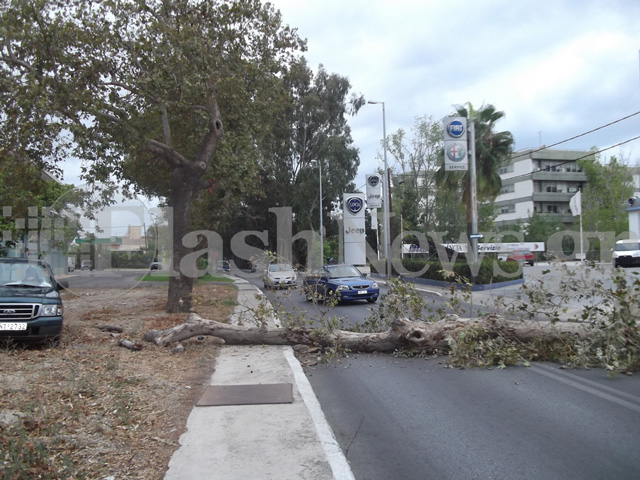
[263, 263, 297, 289]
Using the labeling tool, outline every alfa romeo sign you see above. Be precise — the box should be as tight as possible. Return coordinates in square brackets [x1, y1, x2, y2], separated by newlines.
[446, 142, 467, 162]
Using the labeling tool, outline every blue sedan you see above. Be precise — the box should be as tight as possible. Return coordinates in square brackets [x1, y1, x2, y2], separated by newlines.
[303, 264, 379, 304]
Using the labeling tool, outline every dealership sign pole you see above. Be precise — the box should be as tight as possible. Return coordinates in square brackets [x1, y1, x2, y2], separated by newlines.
[444, 116, 478, 263]
[343, 193, 367, 265]
[468, 118, 479, 264]
[443, 117, 468, 172]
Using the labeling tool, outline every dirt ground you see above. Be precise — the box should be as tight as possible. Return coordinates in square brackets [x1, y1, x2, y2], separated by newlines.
[0, 282, 238, 480]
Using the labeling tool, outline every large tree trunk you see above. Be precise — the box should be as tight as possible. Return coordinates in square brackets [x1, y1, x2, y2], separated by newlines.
[158, 90, 224, 313]
[166, 167, 196, 313]
[145, 313, 589, 352]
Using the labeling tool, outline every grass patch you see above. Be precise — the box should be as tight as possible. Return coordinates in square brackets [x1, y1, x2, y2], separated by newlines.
[136, 273, 233, 283]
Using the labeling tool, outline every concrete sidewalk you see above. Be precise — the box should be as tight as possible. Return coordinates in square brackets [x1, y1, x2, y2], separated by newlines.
[164, 280, 354, 480]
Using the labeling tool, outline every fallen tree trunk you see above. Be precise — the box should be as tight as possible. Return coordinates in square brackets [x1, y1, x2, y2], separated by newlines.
[145, 313, 591, 353]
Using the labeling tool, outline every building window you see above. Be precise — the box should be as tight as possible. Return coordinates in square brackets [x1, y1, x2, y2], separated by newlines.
[499, 164, 514, 175]
[546, 205, 558, 213]
[546, 185, 557, 192]
[500, 184, 515, 194]
[500, 204, 516, 214]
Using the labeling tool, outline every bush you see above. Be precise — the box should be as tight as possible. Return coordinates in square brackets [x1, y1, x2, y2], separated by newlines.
[110, 251, 156, 269]
[394, 256, 522, 285]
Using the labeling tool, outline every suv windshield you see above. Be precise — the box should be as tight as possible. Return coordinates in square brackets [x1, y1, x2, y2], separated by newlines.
[615, 242, 640, 252]
[0, 261, 54, 288]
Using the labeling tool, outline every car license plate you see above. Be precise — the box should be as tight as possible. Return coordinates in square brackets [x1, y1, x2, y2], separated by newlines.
[0, 322, 27, 331]
[358, 290, 367, 295]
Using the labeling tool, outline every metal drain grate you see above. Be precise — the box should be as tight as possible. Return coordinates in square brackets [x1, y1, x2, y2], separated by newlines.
[196, 383, 293, 406]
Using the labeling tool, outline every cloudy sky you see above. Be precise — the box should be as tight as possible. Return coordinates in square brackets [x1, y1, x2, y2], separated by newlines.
[269, 0, 640, 189]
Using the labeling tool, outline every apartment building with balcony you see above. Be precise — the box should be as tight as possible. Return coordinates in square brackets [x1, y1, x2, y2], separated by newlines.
[494, 149, 588, 228]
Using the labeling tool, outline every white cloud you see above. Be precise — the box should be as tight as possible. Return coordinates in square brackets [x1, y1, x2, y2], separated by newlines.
[269, 0, 640, 182]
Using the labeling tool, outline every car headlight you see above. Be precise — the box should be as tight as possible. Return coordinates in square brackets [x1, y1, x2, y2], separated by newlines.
[41, 304, 63, 316]
[371, 282, 378, 288]
[336, 285, 350, 291]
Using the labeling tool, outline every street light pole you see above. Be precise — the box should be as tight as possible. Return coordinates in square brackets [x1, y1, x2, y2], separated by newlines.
[312, 160, 324, 265]
[368, 100, 392, 279]
[468, 117, 479, 265]
[318, 160, 324, 265]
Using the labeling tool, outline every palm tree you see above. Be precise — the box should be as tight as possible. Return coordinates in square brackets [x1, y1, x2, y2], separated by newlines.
[436, 102, 514, 237]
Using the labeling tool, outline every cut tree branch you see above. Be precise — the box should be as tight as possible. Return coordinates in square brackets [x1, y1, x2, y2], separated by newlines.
[145, 313, 590, 353]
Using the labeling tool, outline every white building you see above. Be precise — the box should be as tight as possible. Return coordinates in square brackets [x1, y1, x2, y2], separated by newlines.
[494, 149, 588, 228]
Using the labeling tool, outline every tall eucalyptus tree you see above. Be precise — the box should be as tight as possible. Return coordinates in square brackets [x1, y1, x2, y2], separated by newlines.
[0, 0, 305, 311]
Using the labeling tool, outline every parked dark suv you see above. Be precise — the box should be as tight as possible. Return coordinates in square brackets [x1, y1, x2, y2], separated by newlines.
[0, 258, 68, 344]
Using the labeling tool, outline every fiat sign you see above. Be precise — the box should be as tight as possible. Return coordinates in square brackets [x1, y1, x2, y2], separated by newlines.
[446, 119, 465, 138]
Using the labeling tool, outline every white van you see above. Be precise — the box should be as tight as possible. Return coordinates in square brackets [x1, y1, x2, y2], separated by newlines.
[612, 239, 640, 268]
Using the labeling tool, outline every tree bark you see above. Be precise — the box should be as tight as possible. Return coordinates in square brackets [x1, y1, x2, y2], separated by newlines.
[162, 89, 223, 313]
[166, 167, 196, 313]
[146, 313, 590, 352]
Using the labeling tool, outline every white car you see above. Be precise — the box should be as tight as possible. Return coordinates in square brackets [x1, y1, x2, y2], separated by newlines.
[612, 239, 640, 268]
[263, 263, 297, 289]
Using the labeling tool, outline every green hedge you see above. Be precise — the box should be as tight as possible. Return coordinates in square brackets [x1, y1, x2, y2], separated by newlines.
[378, 256, 522, 284]
[110, 251, 156, 269]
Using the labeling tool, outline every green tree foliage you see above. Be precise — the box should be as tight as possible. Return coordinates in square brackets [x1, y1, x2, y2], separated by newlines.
[0, 0, 305, 311]
[523, 212, 565, 242]
[0, 153, 78, 254]
[387, 116, 442, 234]
[282, 63, 363, 233]
[579, 154, 634, 235]
[196, 61, 363, 266]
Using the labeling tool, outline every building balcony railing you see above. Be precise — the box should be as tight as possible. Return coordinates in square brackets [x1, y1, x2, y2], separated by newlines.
[530, 170, 587, 182]
[532, 192, 575, 202]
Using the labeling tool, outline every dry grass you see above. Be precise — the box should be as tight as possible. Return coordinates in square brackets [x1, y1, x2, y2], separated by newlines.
[0, 282, 237, 480]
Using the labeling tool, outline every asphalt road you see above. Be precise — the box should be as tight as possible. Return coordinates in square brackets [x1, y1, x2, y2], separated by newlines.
[245, 265, 640, 480]
[67, 265, 640, 479]
[63, 268, 149, 288]
[305, 356, 640, 480]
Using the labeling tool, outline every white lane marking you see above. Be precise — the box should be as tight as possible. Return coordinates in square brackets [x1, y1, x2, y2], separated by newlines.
[531, 364, 640, 414]
[256, 283, 356, 480]
[285, 348, 356, 480]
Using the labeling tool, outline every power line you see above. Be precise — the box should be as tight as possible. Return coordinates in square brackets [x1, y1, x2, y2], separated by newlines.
[511, 110, 640, 161]
[500, 134, 640, 185]
[574, 134, 640, 161]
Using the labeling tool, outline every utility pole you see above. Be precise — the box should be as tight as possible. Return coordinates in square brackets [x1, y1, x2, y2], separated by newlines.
[468, 117, 479, 265]
[368, 101, 392, 279]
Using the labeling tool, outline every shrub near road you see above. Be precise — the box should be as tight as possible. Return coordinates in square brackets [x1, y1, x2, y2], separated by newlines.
[0, 283, 237, 480]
